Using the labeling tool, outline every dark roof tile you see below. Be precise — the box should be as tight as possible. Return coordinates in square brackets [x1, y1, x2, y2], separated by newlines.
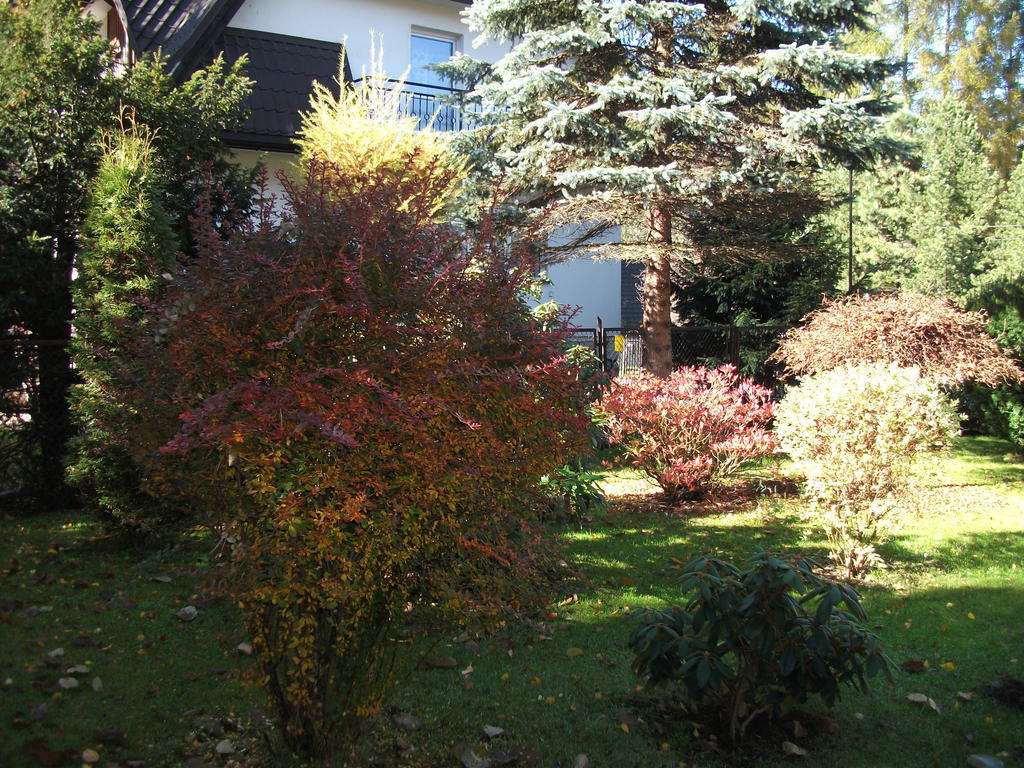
[211, 28, 348, 149]
[118, 0, 245, 73]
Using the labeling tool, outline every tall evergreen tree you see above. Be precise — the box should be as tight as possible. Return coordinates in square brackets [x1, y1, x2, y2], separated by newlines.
[0, 0, 116, 505]
[975, 152, 1024, 352]
[446, 0, 899, 374]
[969, 156, 1024, 446]
[0, 0, 252, 508]
[906, 97, 998, 301]
[848, 0, 1024, 177]
[818, 110, 919, 293]
[925, 0, 1023, 177]
[67, 124, 184, 536]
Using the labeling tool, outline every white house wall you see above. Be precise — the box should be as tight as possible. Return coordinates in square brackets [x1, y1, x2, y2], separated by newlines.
[227, 0, 625, 330]
[233, 149, 296, 202]
[540, 223, 624, 328]
[228, 0, 507, 80]
[540, 258, 624, 329]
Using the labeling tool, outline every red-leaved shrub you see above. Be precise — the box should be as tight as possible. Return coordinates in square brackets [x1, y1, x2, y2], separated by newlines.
[130, 158, 589, 757]
[601, 367, 778, 499]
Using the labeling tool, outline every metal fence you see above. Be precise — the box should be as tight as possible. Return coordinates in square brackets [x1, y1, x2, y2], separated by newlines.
[565, 325, 791, 383]
[351, 77, 479, 132]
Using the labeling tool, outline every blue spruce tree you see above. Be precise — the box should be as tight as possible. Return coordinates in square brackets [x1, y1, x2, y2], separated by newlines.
[445, 0, 901, 374]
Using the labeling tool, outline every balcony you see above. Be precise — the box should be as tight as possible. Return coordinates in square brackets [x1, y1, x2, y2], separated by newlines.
[351, 77, 476, 132]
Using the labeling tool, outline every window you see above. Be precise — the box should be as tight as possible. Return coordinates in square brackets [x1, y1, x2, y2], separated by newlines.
[409, 32, 456, 89]
[408, 31, 461, 130]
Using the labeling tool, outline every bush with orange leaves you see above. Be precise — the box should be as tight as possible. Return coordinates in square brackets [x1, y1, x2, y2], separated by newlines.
[771, 293, 1021, 387]
[141, 158, 589, 758]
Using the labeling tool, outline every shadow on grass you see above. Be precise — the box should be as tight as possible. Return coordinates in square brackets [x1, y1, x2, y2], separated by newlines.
[880, 528, 1024, 575]
[564, 510, 828, 607]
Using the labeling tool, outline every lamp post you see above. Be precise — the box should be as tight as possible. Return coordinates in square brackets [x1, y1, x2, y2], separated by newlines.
[847, 165, 854, 294]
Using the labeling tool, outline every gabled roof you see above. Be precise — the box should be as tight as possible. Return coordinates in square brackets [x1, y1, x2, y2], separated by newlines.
[117, 0, 246, 76]
[213, 28, 348, 151]
[113, 0, 467, 150]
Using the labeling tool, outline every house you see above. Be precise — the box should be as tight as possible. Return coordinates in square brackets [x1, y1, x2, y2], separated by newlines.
[84, 0, 642, 329]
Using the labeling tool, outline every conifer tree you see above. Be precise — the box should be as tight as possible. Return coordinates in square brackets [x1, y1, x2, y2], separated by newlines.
[446, 0, 899, 374]
[67, 124, 185, 537]
[846, 0, 1024, 177]
[971, 157, 1024, 447]
[979, 155, 1024, 335]
[906, 97, 998, 301]
[0, 0, 251, 507]
[0, 0, 116, 504]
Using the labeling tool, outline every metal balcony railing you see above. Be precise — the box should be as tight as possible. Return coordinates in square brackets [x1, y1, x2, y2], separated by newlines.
[350, 77, 477, 132]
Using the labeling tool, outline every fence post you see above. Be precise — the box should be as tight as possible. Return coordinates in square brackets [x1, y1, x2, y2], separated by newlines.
[596, 317, 606, 373]
[728, 325, 740, 368]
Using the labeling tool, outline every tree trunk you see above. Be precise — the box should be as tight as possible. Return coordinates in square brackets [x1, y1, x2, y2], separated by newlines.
[30, 232, 75, 508]
[642, 204, 673, 377]
[641, 21, 676, 378]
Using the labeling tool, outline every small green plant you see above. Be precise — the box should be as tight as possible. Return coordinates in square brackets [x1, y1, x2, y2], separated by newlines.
[630, 550, 891, 743]
[775, 363, 960, 575]
[539, 461, 606, 521]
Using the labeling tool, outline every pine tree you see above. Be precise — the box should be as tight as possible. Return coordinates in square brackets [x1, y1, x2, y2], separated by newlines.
[446, 0, 899, 374]
[922, 0, 1023, 178]
[970, 157, 1024, 447]
[0, 0, 252, 508]
[0, 0, 116, 505]
[820, 110, 919, 293]
[981, 155, 1024, 294]
[975, 152, 1024, 353]
[906, 97, 998, 301]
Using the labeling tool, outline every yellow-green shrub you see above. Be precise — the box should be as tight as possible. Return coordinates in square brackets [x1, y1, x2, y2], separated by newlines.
[295, 54, 463, 209]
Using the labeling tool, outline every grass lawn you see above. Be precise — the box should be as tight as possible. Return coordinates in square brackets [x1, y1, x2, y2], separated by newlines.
[1, 436, 1022, 767]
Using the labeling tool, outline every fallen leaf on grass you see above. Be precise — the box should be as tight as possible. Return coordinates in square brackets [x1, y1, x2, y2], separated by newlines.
[19, 739, 77, 766]
[483, 725, 504, 739]
[456, 744, 491, 768]
[907, 693, 941, 712]
[393, 712, 421, 731]
[782, 741, 808, 756]
[900, 659, 926, 674]
[566, 648, 584, 658]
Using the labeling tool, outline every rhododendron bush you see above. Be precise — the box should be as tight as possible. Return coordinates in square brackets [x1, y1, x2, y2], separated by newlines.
[133, 158, 589, 757]
[601, 367, 778, 499]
